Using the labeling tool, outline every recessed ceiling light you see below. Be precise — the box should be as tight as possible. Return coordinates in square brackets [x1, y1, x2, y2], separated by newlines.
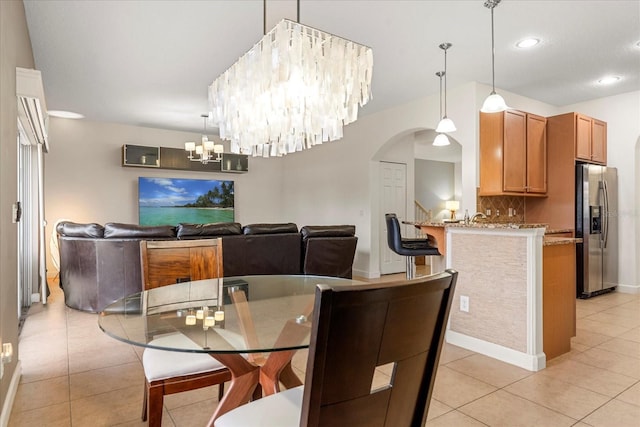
[48, 110, 84, 119]
[636, 40, 640, 48]
[516, 38, 540, 48]
[597, 76, 621, 85]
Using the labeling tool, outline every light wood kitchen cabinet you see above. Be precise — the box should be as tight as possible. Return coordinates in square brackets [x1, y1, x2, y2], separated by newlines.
[576, 113, 607, 164]
[480, 110, 547, 196]
[543, 242, 576, 361]
[524, 112, 608, 230]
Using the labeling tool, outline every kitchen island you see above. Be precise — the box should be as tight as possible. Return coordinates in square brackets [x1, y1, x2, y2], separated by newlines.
[440, 223, 579, 371]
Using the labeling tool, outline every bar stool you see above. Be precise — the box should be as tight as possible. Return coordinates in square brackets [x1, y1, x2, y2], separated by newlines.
[385, 213, 441, 279]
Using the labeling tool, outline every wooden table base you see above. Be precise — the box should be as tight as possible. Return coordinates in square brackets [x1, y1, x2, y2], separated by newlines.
[206, 289, 312, 425]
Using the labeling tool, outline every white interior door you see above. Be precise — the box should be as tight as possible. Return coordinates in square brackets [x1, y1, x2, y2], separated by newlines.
[379, 161, 407, 275]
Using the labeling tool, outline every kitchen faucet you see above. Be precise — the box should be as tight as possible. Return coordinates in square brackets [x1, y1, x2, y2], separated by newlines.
[470, 212, 488, 223]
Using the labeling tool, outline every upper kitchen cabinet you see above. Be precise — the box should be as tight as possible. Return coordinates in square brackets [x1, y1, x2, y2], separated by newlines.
[524, 112, 608, 230]
[569, 113, 607, 165]
[479, 110, 547, 196]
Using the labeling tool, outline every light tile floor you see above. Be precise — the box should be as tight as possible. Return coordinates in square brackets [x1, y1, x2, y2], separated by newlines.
[8, 276, 640, 427]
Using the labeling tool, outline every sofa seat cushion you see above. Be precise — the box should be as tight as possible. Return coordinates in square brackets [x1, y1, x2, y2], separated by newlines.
[142, 333, 226, 381]
[242, 223, 298, 235]
[177, 222, 242, 239]
[57, 221, 105, 238]
[104, 222, 175, 239]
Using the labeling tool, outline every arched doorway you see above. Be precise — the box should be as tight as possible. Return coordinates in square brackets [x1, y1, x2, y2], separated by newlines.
[373, 129, 462, 275]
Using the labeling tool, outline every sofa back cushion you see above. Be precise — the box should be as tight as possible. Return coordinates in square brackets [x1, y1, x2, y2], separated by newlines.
[57, 221, 105, 238]
[103, 223, 175, 239]
[176, 222, 242, 239]
[300, 225, 356, 240]
[223, 234, 301, 276]
[301, 225, 357, 279]
[242, 223, 298, 235]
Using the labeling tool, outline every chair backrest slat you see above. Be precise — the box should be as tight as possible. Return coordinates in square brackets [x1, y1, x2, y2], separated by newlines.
[140, 238, 223, 289]
[301, 269, 457, 427]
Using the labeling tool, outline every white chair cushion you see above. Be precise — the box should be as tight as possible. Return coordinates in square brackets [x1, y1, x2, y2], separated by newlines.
[143, 333, 226, 381]
[214, 386, 303, 427]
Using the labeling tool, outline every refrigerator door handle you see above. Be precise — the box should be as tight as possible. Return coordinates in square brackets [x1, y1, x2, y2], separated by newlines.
[602, 179, 609, 248]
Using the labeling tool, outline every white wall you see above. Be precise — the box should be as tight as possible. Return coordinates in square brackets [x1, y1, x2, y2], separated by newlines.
[560, 91, 640, 292]
[44, 86, 639, 287]
[415, 159, 456, 222]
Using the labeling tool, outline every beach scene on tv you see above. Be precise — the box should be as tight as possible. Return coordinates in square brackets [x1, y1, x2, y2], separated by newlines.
[138, 177, 234, 226]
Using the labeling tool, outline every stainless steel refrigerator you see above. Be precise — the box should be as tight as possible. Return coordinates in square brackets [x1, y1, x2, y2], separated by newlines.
[575, 164, 618, 298]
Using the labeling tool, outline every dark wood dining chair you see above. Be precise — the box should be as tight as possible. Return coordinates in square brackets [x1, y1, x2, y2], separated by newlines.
[139, 238, 231, 427]
[214, 269, 458, 427]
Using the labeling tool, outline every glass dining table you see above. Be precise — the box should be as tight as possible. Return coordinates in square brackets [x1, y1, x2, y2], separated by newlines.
[98, 274, 361, 423]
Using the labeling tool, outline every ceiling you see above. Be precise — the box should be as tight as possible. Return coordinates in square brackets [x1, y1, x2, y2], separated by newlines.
[23, 0, 640, 135]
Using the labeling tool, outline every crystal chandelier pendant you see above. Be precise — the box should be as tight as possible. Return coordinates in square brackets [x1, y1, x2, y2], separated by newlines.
[208, 19, 373, 158]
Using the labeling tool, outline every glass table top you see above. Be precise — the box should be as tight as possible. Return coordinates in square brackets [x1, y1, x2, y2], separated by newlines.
[98, 275, 361, 354]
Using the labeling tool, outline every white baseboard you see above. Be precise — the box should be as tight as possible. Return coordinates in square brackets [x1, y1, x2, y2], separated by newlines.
[0, 360, 22, 427]
[352, 268, 379, 279]
[616, 283, 640, 294]
[446, 330, 546, 372]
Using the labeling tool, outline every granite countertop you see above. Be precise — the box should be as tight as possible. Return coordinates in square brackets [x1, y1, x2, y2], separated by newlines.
[544, 236, 582, 246]
[545, 228, 574, 235]
[445, 222, 547, 229]
[411, 222, 579, 240]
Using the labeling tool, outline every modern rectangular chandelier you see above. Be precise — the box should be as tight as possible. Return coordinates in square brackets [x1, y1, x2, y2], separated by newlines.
[208, 19, 373, 158]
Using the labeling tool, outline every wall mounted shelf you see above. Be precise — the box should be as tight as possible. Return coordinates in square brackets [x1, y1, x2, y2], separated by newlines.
[122, 144, 248, 173]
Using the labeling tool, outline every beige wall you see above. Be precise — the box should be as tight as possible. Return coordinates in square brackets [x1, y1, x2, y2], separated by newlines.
[45, 86, 640, 286]
[560, 91, 640, 291]
[44, 118, 289, 271]
[0, 0, 35, 413]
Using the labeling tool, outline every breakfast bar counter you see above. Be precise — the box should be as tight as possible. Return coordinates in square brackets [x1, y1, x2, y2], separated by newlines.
[438, 222, 580, 371]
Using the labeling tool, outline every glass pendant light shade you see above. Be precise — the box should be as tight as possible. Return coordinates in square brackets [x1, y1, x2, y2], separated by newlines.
[433, 133, 450, 146]
[482, 0, 509, 113]
[481, 92, 508, 113]
[436, 117, 456, 133]
[436, 43, 456, 132]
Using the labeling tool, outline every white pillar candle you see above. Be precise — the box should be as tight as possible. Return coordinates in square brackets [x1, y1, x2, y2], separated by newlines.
[214, 310, 225, 322]
[196, 309, 205, 320]
[185, 314, 196, 326]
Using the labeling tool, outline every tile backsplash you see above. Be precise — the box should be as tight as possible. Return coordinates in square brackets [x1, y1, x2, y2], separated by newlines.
[476, 194, 525, 223]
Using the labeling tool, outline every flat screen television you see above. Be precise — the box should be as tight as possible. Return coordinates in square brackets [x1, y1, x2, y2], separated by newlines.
[138, 177, 234, 226]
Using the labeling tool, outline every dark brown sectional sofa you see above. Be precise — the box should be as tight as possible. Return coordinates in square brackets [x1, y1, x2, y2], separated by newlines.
[56, 221, 358, 312]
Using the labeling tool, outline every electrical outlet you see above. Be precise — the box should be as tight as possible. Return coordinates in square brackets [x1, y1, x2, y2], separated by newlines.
[460, 295, 469, 312]
[508, 207, 514, 217]
[485, 209, 492, 216]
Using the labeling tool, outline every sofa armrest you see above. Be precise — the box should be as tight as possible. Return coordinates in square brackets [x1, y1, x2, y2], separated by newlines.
[57, 221, 105, 238]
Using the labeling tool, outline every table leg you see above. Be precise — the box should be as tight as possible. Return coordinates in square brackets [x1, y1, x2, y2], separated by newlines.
[259, 350, 301, 395]
[279, 361, 303, 389]
[207, 353, 259, 425]
[258, 308, 312, 395]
